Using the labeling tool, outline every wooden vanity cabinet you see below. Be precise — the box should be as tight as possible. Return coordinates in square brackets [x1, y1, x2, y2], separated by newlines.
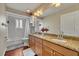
[29, 35, 79, 56]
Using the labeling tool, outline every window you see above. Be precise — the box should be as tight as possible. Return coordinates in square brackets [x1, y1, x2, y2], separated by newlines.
[16, 19, 23, 28]
[16, 19, 19, 28]
[20, 20, 23, 28]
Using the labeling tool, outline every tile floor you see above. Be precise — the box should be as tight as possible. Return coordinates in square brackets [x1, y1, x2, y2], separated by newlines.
[5, 46, 35, 56]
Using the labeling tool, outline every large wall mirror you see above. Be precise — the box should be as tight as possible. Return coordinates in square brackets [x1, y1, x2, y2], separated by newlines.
[39, 3, 79, 38]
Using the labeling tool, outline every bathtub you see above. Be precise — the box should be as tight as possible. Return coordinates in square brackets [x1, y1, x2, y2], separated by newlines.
[6, 40, 24, 51]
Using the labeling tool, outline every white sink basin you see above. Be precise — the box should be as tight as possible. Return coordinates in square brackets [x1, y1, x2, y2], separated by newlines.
[52, 39, 67, 43]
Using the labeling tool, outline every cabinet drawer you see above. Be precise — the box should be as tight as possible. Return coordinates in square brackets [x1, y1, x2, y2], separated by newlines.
[35, 43, 42, 56]
[43, 40, 78, 56]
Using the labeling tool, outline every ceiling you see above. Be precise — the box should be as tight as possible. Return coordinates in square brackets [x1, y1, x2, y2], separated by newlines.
[6, 3, 41, 12]
[6, 3, 79, 17]
[42, 3, 79, 17]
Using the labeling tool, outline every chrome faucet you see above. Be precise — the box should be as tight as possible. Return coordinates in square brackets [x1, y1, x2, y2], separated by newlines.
[57, 31, 64, 40]
[60, 31, 64, 40]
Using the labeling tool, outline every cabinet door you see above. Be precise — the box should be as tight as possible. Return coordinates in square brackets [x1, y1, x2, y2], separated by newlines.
[29, 36, 32, 48]
[61, 12, 75, 36]
[35, 43, 42, 56]
[75, 11, 79, 37]
[32, 36, 35, 51]
[35, 37, 42, 56]
[42, 46, 52, 56]
[29, 36, 35, 51]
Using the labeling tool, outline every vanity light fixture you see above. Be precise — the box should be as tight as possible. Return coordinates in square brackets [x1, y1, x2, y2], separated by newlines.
[34, 13, 37, 16]
[33, 3, 61, 17]
[39, 10, 43, 16]
[34, 9, 43, 16]
[35, 11, 40, 16]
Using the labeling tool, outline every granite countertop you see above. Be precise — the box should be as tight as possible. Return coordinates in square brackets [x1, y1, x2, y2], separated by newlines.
[30, 34, 79, 52]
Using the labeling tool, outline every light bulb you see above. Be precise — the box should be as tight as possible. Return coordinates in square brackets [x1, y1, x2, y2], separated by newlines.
[26, 9, 31, 13]
[39, 10, 43, 15]
[34, 13, 37, 16]
[55, 3, 61, 7]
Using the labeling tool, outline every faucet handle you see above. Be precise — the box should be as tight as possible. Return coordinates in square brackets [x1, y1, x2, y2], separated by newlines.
[57, 34, 60, 39]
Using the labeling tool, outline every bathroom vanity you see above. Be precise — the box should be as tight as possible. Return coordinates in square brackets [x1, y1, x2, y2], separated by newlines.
[29, 34, 79, 56]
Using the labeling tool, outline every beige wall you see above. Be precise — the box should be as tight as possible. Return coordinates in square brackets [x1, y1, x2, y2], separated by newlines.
[41, 4, 79, 34]
[41, 14, 60, 34]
